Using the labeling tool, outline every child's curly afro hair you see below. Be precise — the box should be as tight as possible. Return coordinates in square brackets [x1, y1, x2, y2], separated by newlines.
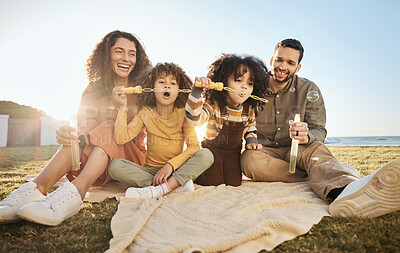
[206, 54, 269, 115]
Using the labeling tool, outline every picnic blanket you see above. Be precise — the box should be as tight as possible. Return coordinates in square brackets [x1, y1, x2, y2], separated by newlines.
[106, 181, 329, 253]
[26, 175, 329, 252]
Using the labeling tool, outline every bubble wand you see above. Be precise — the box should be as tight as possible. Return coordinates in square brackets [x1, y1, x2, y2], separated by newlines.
[122, 81, 269, 104]
[70, 114, 81, 171]
[71, 82, 268, 172]
[289, 114, 300, 174]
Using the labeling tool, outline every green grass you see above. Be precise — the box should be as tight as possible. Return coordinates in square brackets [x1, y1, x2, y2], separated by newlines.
[1, 145, 399, 252]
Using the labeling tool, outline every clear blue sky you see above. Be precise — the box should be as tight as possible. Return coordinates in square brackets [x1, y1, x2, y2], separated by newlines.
[1, 0, 399, 137]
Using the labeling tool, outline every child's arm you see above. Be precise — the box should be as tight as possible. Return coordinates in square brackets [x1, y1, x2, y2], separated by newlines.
[244, 110, 262, 150]
[151, 118, 200, 186]
[113, 87, 145, 145]
[185, 77, 212, 126]
[114, 109, 145, 145]
[168, 118, 200, 171]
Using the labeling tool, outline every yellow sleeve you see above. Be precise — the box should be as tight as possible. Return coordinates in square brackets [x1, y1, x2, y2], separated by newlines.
[114, 108, 145, 145]
[168, 117, 200, 170]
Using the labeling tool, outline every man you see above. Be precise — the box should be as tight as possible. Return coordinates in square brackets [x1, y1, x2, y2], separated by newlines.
[241, 39, 400, 218]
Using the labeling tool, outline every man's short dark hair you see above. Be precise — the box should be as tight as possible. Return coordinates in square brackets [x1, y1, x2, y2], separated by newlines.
[274, 39, 304, 64]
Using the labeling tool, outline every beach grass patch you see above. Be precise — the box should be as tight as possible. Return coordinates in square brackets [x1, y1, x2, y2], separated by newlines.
[1, 145, 399, 252]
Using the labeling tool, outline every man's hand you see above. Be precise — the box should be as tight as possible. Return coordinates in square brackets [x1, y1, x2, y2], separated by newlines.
[56, 125, 78, 146]
[246, 143, 262, 150]
[289, 120, 309, 144]
[152, 163, 174, 186]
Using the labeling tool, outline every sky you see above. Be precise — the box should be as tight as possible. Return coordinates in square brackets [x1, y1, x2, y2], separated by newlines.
[1, 0, 399, 137]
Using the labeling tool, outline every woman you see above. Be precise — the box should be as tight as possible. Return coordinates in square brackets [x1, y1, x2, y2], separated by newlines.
[0, 30, 151, 226]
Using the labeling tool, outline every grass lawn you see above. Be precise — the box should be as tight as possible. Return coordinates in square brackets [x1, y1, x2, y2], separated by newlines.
[1, 145, 399, 252]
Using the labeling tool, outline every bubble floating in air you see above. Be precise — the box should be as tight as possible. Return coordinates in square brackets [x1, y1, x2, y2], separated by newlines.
[307, 90, 319, 102]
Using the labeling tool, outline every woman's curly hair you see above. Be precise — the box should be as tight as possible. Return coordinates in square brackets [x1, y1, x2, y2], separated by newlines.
[206, 54, 269, 115]
[138, 62, 192, 108]
[85, 30, 152, 98]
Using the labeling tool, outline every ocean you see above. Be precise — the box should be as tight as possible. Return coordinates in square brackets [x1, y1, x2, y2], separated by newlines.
[325, 136, 400, 146]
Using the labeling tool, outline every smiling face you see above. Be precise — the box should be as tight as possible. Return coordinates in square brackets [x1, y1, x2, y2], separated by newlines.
[270, 46, 301, 85]
[110, 38, 137, 83]
[154, 73, 179, 108]
[226, 66, 254, 107]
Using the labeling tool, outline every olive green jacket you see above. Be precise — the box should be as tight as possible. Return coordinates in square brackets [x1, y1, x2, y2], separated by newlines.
[256, 75, 327, 147]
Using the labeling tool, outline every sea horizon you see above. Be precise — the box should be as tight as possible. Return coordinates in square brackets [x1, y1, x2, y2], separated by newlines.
[325, 136, 400, 146]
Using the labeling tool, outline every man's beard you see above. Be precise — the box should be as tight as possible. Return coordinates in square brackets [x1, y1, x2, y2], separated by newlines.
[272, 68, 294, 84]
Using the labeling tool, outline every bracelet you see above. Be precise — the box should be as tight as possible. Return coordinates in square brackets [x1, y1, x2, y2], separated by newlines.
[78, 135, 86, 151]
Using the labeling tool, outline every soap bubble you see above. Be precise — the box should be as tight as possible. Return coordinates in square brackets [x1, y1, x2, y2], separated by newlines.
[307, 90, 319, 102]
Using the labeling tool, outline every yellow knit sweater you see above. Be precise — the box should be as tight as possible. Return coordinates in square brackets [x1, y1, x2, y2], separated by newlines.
[114, 107, 199, 170]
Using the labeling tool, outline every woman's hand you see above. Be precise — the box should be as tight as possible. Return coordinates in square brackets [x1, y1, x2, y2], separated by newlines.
[152, 163, 174, 186]
[195, 77, 212, 91]
[289, 120, 310, 144]
[56, 125, 78, 146]
[112, 86, 128, 110]
[246, 143, 262, 150]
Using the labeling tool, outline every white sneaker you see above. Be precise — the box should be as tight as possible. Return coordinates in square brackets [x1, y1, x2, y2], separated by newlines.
[125, 186, 161, 199]
[18, 182, 83, 226]
[173, 180, 195, 193]
[330, 158, 400, 218]
[0, 182, 45, 224]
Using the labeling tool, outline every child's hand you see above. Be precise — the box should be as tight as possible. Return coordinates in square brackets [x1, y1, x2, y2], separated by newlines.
[152, 163, 174, 186]
[195, 77, 212, 91]
[246, 143, 262, 150]
[112, 86, 128, 110]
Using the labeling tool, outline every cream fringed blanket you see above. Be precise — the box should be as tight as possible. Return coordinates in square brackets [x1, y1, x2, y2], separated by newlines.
[106, 181, 329, 253]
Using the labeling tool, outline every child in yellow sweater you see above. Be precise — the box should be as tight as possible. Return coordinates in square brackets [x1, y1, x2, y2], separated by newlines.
[109, 63, 213, 199]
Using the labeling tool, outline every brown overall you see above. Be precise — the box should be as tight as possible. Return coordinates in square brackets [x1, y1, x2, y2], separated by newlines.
[195, 103, 249, 187]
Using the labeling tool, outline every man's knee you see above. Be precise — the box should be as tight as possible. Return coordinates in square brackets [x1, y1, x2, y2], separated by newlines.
[241, 149, 263, 168]
[303, 141, 333, 158]
[241, 149, 265, 178]
[307, 141, 324, 149]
